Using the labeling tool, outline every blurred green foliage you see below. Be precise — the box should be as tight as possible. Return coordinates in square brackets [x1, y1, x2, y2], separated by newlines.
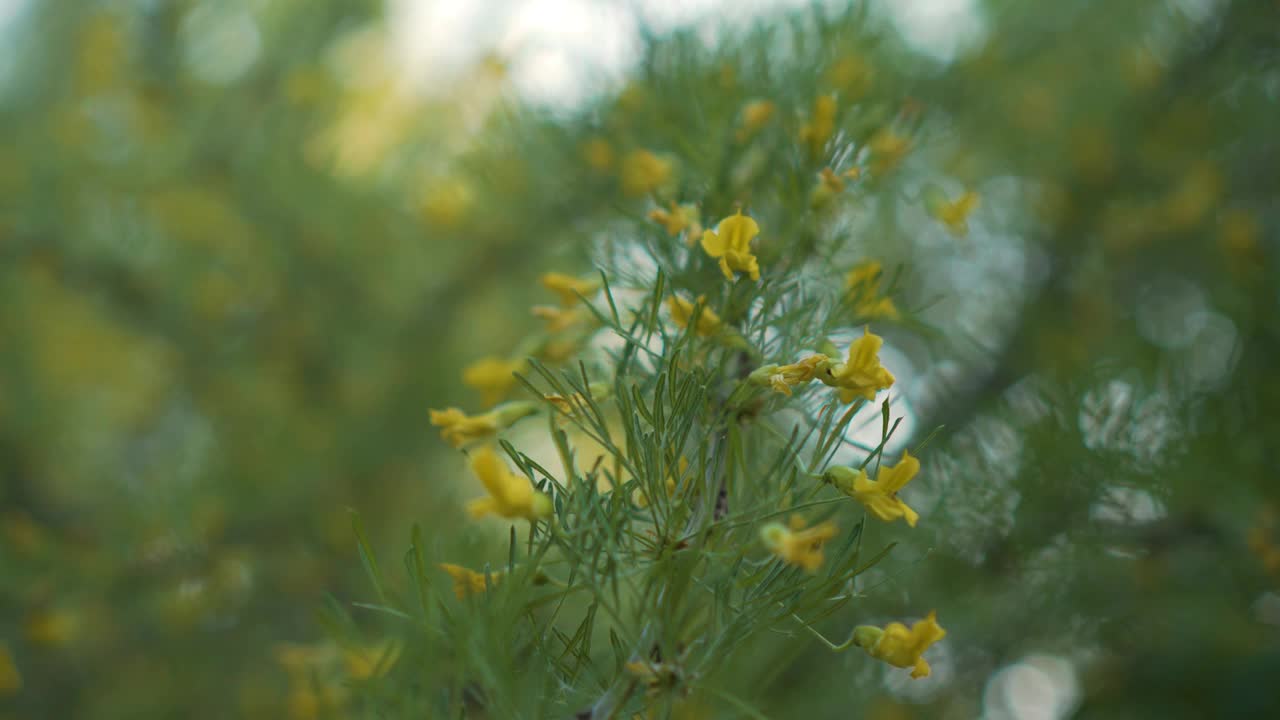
[1, 0, 1278, 718]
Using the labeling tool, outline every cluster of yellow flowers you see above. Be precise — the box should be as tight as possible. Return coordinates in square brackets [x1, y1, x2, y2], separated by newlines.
[434, 446, 551, 599]
[427, 138, 945, 677]
[428, 271, 605, 448]
[427, 269, 612, 595]
[845, 261, 900, 320]
[732, 267, 940, 676]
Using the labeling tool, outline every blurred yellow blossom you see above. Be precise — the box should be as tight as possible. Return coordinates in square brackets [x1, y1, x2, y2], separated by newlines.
[440, 563, 502, 599]
[276, 642, 336, 678]
[531, 305, 586, 334]
[760, 515, 838, 572]
[813, 167, 862, 208]
[649, 201, 701, 240]
[541, 272, 600, 308]
[852, 611, 945, 678]
[621, 149, 673, 196]
[429, 402, 536, 448]
[287, 687, 324, 720]
[462, 356, 526, 407]
[538, 338, 582, 364]
[845, 261, 899, 320]
[466, 446, 553, 522]
[800, 94, 837, 157]
[667, 295, 723, 337]
[275, 638, 389, 718]
[737, 99, 777, 141]
[822, 327, 895, 403]
[819, 168, 847, 194]
[868, 129, 910, 175]
[929, 189, 981, 237]
[827, 451, 921, 527]
[700, 210, 762, 282]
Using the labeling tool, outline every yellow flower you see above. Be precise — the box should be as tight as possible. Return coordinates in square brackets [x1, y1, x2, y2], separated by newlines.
[700, 210, 761, 282]
[868, 129, 910, 175]
[736, 99, 776, 141]
[429, 407, 497, 448]
[929, 190, 981, 237]
[761, 515, 838, 572]
[531, 305, 585, 334]
[428, 402, 536, 448]
[666, 295, 723, 337]
[621, 149, 673, 196]
[749, 355, 832, 396]
[823, 327, 895, 403]
[463, 356, 526, 407]
[439, 563, 502, 599]
[800, 94, 837, 157]
[0, 643, 20, 696]
[540, 272, 600, 308]
[852, 611, 945, 678]
[466, 446, 554, 522]
[648, 201, 700, 239]
[826, 451, 920, 526]
[845, 261, 900, 320]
